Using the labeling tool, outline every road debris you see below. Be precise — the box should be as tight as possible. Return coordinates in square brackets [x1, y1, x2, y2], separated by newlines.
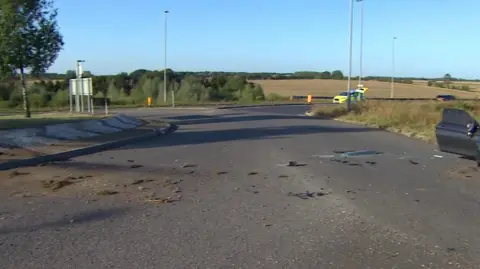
[41, 178, 74, 191]
[162, 178, 181, 187]
[146, 196, 181, 204]
[449, 166, 479, 179]
[277, 161, 307, 167]
[346, 190, 356, 200]
[313, 150, 384, 163]
[311, 154, 335, 158]
[339, 150, 383, 157]
[96, 190, 119, 196]
[329, 158, 362, 166]
[287, 190, 331, 199]
[408, 160, 419, 165]
[130, 164, 143, 169]
[132, 179, 144, 185]
[9, 170, 30, 178]
[181, 163, 197, 168]
[216, 171, 228, 175]
[288, 161, 306, 167]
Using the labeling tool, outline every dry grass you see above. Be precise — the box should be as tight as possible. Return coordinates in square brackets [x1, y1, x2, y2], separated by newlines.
[311, 100, 480, 143]
[250, 79, 480, 99]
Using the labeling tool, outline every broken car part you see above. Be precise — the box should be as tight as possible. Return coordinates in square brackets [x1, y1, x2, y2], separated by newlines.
[435, 108, 480, 166]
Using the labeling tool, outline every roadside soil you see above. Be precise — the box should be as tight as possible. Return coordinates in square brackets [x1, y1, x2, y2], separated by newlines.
[0, 157, 202, 207]
[0, 120, 169, 163]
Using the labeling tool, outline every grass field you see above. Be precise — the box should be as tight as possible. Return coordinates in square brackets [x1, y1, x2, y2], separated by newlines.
[250, 79, 480, 99]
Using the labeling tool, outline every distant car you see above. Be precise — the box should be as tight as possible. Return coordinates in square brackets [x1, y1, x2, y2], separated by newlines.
[333, 87, 367, 104]
[436, 94, 455, 101]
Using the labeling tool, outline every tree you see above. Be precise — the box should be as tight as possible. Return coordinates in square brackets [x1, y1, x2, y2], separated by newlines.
[331, 70, 344, 80]
[443, 73, 452, 85]
[0, 0, 64, 117]
[320, 71, 331, 79]
[106, 80, 120, 102]
[65, 70, 76, 79]
[82, 71, 93, 78]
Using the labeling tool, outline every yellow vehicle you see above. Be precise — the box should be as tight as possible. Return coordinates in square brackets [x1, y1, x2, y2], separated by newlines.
[332, 86, 368, 104]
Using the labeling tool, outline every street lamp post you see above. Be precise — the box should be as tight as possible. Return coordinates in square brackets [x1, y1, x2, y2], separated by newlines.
[391, 36, 397, 98]
[346, 0, 355, 111]
[75, 60, 85, 112]
[357, 0, 364, 86]
[164, 10, 169, 104]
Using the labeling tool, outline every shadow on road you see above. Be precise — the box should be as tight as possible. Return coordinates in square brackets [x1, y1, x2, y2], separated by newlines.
[116, 123, 375, 151]
[163, 112, 245, 121]
[162, 113, 318, 126]
[0, 207, 129, 234]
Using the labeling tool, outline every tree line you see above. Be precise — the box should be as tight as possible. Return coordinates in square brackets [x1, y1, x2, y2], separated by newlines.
[35, 70, 480, 82]
[1, 68, 473, 110]
[0, 69, 274, 109]
[425, 73, 472, 91]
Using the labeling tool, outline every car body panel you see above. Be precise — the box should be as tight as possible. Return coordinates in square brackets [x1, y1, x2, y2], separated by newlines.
[435, 108, 480, 165]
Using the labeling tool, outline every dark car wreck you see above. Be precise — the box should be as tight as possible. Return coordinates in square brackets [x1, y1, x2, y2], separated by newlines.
[435, 108, 480, 166]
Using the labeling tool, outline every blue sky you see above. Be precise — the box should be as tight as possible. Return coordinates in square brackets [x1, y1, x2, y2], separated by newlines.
[50, 0, 480, 79]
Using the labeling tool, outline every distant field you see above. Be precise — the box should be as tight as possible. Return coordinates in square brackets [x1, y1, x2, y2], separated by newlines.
[411, 80, 480, 91]
[251, 79, 480, 99]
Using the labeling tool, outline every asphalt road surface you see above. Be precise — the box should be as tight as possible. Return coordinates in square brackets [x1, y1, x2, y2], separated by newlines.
[1, 105, 480, 269]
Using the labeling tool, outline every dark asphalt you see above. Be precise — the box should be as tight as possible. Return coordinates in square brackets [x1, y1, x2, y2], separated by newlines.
[1, 105, 480, 268]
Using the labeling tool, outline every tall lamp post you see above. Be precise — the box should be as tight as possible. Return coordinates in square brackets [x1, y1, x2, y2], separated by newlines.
[163, 10, 169, 104]
[346, 0, 355, 111]
[391, 36, 397, 98]
[357, 0, 364, 86]
[75, 60, 85, 112]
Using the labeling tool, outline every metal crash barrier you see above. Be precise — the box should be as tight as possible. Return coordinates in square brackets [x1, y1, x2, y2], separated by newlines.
[435, 108, 480, 166]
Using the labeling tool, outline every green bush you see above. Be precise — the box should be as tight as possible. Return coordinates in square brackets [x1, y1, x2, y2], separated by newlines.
[266, 93, 288, 101]
[49, 90, 69, 108]
[29, 92, 50, 108]
[8, 88, 23, 108]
